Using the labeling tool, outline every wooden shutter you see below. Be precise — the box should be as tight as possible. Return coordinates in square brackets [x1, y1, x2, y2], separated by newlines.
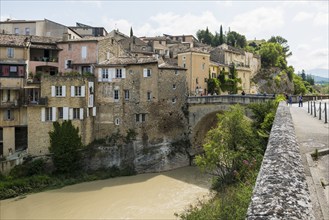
[122, 68, 126, 78]
[79, 108, 84, 120]
[143, 68, 147, 77]
[92, 107, 96, 116]
[63, 107, 69, 120]
[109, 68, 115, 81]
[62, 86, 66, 97]
[51, 86, 55, 97]
[71, 86, 75, 97]
[69, 108, 73, 120]
[81, 86, 85, 97]
[41, 108, 45, 122]
[52, 107, 56, 121]
[98, 68, 102, 82]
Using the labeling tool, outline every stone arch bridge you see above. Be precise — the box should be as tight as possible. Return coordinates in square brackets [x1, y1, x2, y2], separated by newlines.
[187, 95, 274, 154]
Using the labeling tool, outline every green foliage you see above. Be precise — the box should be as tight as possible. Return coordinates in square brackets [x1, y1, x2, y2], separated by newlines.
[267, 36, 292, 57]
[49, 120, 83, 173]
[207, 77, 220, 95]
[258, 42, 286, 68]
[218, 65, 242, 94]
[195, 105, 262, 188]
[9, 158, 48, 178]
[226, 31, 247, 48]
[293, 74, 308, 95]
[124, 129, 138, 144]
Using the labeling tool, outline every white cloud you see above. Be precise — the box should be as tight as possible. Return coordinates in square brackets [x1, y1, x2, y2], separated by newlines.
[296, 44, 310, 51]
[228, 7, 284, 38]
[293, 12, 313, 22]
[313, 12, 328, 26]
[102, 17, 132, 35]
[134, 11, 222, 37]
[310, 48, 328, 57]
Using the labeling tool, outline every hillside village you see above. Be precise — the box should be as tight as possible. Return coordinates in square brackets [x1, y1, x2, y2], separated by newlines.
[0, 19, 262, 165]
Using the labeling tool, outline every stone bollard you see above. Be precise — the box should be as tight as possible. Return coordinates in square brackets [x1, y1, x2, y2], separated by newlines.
[319, 102, 321, 120]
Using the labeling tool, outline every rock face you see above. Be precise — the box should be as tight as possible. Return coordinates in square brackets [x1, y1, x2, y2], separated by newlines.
[83, 139, 190, 173]
[247, 102, 315, 219]
[252, 67, 294, 94]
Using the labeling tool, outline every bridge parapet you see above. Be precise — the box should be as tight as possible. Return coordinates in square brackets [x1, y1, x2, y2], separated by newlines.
[187, 95, 274, 105]
[247, 102, 315, 219]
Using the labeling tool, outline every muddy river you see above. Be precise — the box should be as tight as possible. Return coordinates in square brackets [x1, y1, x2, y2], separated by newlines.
[0, 166, 212, 219]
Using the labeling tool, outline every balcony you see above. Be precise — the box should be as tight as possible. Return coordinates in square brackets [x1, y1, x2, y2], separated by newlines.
[0, 100, 20, 108]
[31, 56, 58, 63]
[23, 97, 48, 106]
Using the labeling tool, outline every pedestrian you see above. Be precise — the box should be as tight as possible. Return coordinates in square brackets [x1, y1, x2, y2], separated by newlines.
[298, 95, 303, 107]
[285, 93, 289, 105]
[288, 94, 292, 107]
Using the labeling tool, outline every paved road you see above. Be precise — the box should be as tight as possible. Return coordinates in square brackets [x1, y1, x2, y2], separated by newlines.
[290, 102, 329, 220]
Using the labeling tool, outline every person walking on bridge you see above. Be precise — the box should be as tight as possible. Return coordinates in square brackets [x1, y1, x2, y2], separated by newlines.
[298, 95, 303, 107]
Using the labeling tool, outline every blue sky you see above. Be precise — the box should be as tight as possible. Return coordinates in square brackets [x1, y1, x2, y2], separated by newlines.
[1, 0, 328, 77]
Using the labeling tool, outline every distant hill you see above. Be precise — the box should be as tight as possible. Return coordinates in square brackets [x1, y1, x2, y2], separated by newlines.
[306, 68, 328, 78]
[313, 75, 329, 84]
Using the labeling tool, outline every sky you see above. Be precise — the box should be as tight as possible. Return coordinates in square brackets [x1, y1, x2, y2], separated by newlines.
[1, 0, 328, 77]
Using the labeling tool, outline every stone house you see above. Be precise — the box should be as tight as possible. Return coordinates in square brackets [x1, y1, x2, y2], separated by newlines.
[94, 56, 188, 146]
[0, 19, 81, 40]
[57, 36, 127, 75]
[69, 22, 107, 38]
[177, 48, 210, 96]
[27, 75, 96, 156]
[140, 36, 170, 58]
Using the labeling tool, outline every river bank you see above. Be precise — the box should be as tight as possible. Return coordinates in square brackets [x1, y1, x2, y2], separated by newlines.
[0, 166, 212, 219]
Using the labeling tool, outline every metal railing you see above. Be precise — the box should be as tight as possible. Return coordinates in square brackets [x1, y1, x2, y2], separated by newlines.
[308, 101, 328, 123]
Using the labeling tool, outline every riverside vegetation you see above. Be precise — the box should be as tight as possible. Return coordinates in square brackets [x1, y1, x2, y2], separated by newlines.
[176, 95, 284, 220]
[0, 120, 136, 200]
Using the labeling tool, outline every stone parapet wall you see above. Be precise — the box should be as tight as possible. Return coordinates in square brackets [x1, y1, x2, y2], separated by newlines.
[247, 102, 315, 219]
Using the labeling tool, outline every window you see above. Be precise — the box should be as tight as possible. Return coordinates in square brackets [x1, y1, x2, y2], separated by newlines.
[136, 114, 146, 122]
[116, 68, 122, 78]
[175, 70, 178, 75]
[183, 63, 186, 68]
[73, 108, 80, 119]
[81, 46, 87, 59]
[9, 66, 17, 73]
[46, 108, 52, 121]
[102, 68, 108, 79]
[4, 109, 13, 120]
[14, 28, 19, 35]
[196, 78, 199, 84]
[172, 98, 176, 103]
[115, 118, 120, 125]
[82, 66, 91, 73]
[202, 63, 205, 70]
[75, 86, 81, 96]
[65, 60, 72, 69]
[25, 28, 30, 35]
[143, 68, 151, 77]
[7, 48, 14, 58]
[58, 107, 63, 119]
[114, 90, 119, 100]
[55, 86, 63, 97]
[173, 84, 176, 90]
[147, 91, 151, 101]
[68, 44, 72, 51]
[182, 56, 186, 60]
[124, 90, 129, 100]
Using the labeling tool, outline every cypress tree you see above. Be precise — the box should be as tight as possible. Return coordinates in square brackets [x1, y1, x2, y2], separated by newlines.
[219, 25, 224, 45]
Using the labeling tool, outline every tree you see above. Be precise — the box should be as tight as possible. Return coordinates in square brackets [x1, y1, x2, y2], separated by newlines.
[130, 27, 133, 37]
[49, 120, 83, 173]
[258, 42, 286, 68]
[219, 25, 224, 45]
[300, 69, 306, 81]
[195, 105, 261, 187]
[268, 36, 292, 57]
[196, 27, 213, 45]
[226, 31, 247, 48]
[207, 77, 220, 95]
[293, 74, 307, 95]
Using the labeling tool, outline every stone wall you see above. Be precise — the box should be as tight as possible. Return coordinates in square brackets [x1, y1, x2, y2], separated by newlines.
[247, 102, 314, 219]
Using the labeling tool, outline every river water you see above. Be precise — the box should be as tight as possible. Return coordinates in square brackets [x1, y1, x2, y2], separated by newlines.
[0, 166, 212, 219]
